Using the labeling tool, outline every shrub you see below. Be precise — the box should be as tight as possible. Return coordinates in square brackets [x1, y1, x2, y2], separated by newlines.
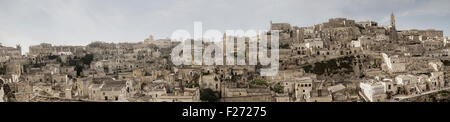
[200, 88, 219, 102]
[250, 78, 269, 87]
[271, 84, 284, 93]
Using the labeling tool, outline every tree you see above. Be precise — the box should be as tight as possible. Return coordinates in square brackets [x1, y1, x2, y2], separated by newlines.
[0, 65, 6, 75]
[65, 54, 94, 77]
[81, 54, 94, 65]
[200, 88, 219, 102]
[75, 64, 83, 76]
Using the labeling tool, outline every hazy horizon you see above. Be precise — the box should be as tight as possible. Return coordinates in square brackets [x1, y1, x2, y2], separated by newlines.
[1, 0, 450, 53]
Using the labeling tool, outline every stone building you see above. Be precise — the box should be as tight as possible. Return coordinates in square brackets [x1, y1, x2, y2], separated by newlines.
[88, 79, 132, 102]
[294, 77, 313, 102]
[0, 44, 22, 61]
[200, 74, 220, 92]
[29, 43, 85, 56]
[309, 89, 332, 102]
[143, 35, 172, 49]
[356, 21, 378, 28]
[359, 80, 387, 102]
[153, 87, 200, 102]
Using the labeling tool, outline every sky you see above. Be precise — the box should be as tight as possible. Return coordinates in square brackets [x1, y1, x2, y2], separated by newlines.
[0, 0, 449, 53]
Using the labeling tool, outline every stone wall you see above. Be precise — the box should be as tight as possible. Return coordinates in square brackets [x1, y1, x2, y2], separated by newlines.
[221, 95, 275, 102]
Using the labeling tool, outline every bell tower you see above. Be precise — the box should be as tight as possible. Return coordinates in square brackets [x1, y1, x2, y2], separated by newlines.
[389, 12, 398, 42]
[390, 12, 396, 28]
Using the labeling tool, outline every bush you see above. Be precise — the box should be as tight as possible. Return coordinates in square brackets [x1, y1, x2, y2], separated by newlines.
[386, 91, 393, 99]
[280, 43, 290, 49]
[65, 54, 94, 77]
[271, 84, 284, 93]
[186, 82, 199, 88]
[47, 55, 59, 60]
[443, 60, 450, 66]
[250, 78, 269, 87]
[200, 88, 219, 102]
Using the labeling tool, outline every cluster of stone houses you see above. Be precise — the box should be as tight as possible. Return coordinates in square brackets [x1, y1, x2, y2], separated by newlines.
[0, 13, 449, 102]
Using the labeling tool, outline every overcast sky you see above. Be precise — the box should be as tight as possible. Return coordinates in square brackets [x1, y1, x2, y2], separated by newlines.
[1, 0, 449, 53]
